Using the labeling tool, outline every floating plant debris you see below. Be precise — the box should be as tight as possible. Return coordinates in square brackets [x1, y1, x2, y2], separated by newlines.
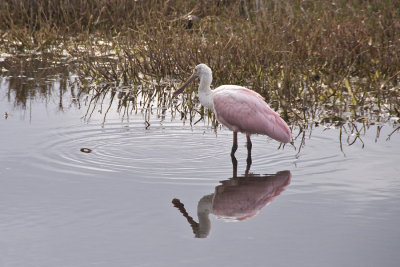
[80, 148, 92, 153]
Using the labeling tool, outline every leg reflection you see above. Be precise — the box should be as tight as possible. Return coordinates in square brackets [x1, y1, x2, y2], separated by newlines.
[246, 134, 252, 175]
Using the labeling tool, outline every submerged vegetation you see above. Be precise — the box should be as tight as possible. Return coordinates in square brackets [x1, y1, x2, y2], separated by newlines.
[1, 0, 399, 145]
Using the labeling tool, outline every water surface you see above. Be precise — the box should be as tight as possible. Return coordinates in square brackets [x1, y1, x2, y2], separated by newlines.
[1, 60, 400, 267]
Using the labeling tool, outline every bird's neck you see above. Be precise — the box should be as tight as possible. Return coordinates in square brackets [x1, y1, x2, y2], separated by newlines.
[198, 73, 214, 110]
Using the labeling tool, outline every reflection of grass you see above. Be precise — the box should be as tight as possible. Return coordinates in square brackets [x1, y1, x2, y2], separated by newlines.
[1, 0, 399, 141]
[0, 54, 79, 109]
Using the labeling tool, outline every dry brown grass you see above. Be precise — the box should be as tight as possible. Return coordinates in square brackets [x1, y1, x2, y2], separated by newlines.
[1, 0, 399, 129]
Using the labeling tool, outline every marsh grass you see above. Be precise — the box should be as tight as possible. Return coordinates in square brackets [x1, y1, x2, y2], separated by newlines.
[1, 0, 399, 138]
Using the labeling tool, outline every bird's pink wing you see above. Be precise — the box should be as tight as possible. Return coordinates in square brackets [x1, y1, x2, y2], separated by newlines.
[213, 87, 292, 143]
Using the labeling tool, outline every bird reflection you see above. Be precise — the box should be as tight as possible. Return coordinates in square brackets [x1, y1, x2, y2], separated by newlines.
[172, 156, 291, 238]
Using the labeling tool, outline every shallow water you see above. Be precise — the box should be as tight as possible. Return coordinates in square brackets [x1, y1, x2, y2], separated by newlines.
[1, 66, 400, 267]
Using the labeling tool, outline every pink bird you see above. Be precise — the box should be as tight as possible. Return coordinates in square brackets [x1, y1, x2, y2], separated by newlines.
[173, 64, 292, 160]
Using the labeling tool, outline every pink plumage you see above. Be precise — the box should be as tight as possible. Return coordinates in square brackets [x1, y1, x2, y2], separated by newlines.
[173, 64, 292, 155]
[213, 86, 292, 143]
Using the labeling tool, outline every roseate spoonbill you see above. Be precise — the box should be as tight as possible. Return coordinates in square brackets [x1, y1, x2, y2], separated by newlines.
[173, 64, 292, 160]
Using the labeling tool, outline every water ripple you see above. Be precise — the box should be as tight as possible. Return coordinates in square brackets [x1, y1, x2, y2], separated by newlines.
[28, 118, 230, 184]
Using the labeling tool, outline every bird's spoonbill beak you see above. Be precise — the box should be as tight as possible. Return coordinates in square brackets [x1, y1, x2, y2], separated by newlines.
[173, 74, 197, 97]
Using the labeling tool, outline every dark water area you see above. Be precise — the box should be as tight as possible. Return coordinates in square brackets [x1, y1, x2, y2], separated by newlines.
[1, 55, 400, 267]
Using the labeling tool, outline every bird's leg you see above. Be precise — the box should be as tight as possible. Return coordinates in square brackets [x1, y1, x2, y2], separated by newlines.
[246, 134, 252, 168]
[231, 153, 238, 178]
[231, 131, 238, 157]
[231, 132, 238, 178]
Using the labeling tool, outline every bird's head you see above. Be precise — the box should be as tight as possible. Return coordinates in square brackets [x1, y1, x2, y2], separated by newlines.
[194, 63, 212, 77]
[173, 64, 211, 97]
